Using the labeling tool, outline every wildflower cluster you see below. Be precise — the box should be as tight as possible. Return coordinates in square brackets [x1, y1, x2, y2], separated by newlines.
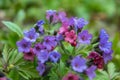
[16, 10, 113, 80]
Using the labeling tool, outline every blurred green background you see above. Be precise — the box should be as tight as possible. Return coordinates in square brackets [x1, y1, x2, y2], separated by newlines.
[0, 0, 120, 72]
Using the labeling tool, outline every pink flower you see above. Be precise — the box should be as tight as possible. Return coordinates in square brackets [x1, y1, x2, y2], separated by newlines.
[0, 77, 7, 80]
[62, 73, 80, 80]
[59, 26, 68, 34]
[23, 48, 35, 61]
[65, 30, 77, 46]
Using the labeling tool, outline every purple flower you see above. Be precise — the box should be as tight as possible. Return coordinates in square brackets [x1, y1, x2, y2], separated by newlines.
[37, 50, 49, 63]
[16, 39, 31, 53]
[86, 65, 97, 80]
[99, 40, 112, 53]
[46, 10, 58, 24]
[33, 43, 46, 54]
[78, 30, 92, 44]
[36, 62, 45, 76]
[23, 48, 35, 61]
[49, 51, 61, 63]
[71, 56, 87, 72]
[58, 11, 68, 23]
[36, 20, 45, 34]
[24, 28, 39, 42]
[43, 36, 57, 51]
[73, 18, 88, 29]
[62, 72, 80, 80]
[103, 50, 113, 64]
[100, 29, 109, 41]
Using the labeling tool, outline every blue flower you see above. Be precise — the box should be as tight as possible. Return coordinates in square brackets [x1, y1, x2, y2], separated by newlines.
[99, 29, 112, 53]
[43, 36, 57, 51]
[36, 62, 45, 76]
[49, 51, 61, 63]
[103, 50, 113, 64]
[36, 20, 45, 26]
[99, 40, 112, 53]
[86, 65, 97, 80]
[33, 43, 46, 54]
[24, 28, 39, 42]
[71, 56, 87, 73]
[16, 39, 31, 53]
[100, 29, 109, 41]
[73, 18, 88, 29]
[78, 30, 92, 44]
[37, 50, 49, 63]
[36, 20, 45, 34]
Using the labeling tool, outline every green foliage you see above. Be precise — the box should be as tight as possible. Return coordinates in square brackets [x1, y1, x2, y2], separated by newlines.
[94, 62, 120, 80]
[0, 45, 40, 80]
[2, 21, 23, 37]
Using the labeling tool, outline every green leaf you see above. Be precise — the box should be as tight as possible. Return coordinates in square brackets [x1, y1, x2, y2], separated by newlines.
[107, 62, 116, 79]
[2, 45, 8, 63]
[2, 21, 23, 37]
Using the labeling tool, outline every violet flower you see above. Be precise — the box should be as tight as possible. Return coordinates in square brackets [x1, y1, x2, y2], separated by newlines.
[16, 39, 31, 53]
[49, 51, 61, 63]
[37, 50, 49, 63]
[33, 43, 46, 54]
[36, 62, 45, 76]
[86, 65, 97, 80]
[43, 36, 57, 51]
[103, 50, 113, 64]
[78, 30, 92, 44]
[24, 28, 39, 42]
[71, 56, 87, 72]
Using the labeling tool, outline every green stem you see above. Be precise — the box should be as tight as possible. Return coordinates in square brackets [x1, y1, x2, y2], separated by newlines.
[60, 42, 68, 54]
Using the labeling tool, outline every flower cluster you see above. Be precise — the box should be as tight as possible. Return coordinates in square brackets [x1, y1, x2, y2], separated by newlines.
[16, 10, 113, 80]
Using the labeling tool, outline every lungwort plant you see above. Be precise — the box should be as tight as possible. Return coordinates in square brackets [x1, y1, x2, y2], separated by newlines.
[1, 10, 120, 80]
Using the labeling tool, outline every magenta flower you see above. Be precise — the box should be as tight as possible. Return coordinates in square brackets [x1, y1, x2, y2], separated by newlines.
[71, 56, 87, 72]
[24, 28, 39, 42]
[88, 52, 104, 69]
[65, 30, 77, 46]
[78, 30, 92, 44]
[46, 10, 58, 24]
[23, 48, 35, 61]
[62, 73, 80, 80]
[86, 65, 97, 80]
[36, 62, 45, 76]
[16, 39, 31, 53]
[43, 36, 57, 51]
